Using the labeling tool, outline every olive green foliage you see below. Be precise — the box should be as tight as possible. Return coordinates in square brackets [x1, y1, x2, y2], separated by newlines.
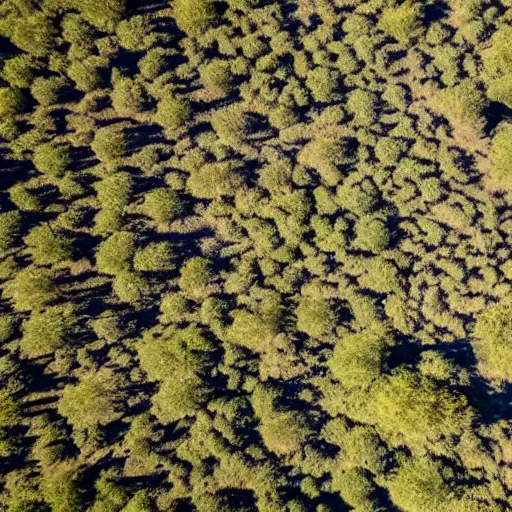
[0, 1, 511, 510]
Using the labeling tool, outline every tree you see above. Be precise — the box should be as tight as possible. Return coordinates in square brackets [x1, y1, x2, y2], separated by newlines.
[25, 223, 73, 265]
[139, 48, 168, 80]
[259, 411, 311, 456]
[133, 241, 176, 272]
[112, 77, 148, 117]
[41, 462, 85, 512]
[58, 368, 126, 432]
[96, 231, 136, 275]
[386, 457, 454, 512]
[30, 76, 67, 107]
[79, 0, 126, 32]
[346, 89, 378, 126]
[3, 266, 57, 312]
[173, 0, 217, 37]
[329, 330, 391, 390]
[379, 2, 423, 42]
[187, 161, 244, 199]
[91, 125, 127, 165]
[370, 368, 472, 448]
[154, 94, 192, 130]
[473, 301, 512, 382]
[95, 172, 133, 211]
[0, 211, 21, 253]
[353, 216, 390, 254]
[68, 57, 103, 92]
[199, 59, 235, 98]
[296, 296, 336, 338]
[12, 13, 57, 57]
[490, 123, 512, 191]
[0, 87, 25, 117]
[112, 271, 150, 303]
[21, 305, 78, 358]
[2, 54, 36, 89]
[116, 15, 155, 51]
[179, 257, 214, 299]
[306, 67, 341, 103]
[140, 188, 183, 224]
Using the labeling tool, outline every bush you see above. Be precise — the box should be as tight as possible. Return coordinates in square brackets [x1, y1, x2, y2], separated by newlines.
[154, 94, 192, 130]
[141, 188, 183, 224]
[173, 0, 217, 37]
[33, 142, 71, 178]
[21, 305, 77, 358]
[133, 242, 176, 272]
[25, 223, 73, 265]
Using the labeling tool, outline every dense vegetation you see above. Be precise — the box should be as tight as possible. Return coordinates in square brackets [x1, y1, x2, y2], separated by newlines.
[1, 0, 512, 510]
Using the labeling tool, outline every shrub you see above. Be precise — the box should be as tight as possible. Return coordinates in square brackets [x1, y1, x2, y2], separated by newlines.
[25, 224, 73, 265]
[133, 242, 176, 272]
[21, 305, 77, 358]
[141, 188, 183, 223]
[33, 142, 71, 178]
[154, 94, 192, 130]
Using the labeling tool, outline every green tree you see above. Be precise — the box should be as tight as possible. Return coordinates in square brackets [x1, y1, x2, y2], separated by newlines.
[25, 223, 73, 266]
[133, 242, 176, 272]
[91, 125, 127, 165]
[112, 77, 148, 117]
[296, 296, 336, 338]
[41, 463, 85, 512]
[490, 123, 512, 191]
[96, 231, 136, 275]
[154, 94, 192, 130]
[259, 411, 311, 456]
[0, 87, 25, 117]
[473, 301, 512, 382]
[30, 76, 67, 107]
[3, 266, 57, 312]
[173, 0, 216, 37]
[353, 216, 390, 254]
[179, 257, 214, 300]
[58, 368, 126, 432]
[2, 54, 36, 89]
[0, 211, 21, 253]
[346, 89, 378, 126]
[329, 329, 391, 390]
[379, 2, 423, 42]
[12, 13, 57, 57]
[21, 305, 78, 358]
[112, 271, 150, 303]
[199, 59, 235, 98]
[306, 67, 341, 103]
[79, 0, 126, 32]
[32, 142, 71, 178]
[116, 15, 155, 51]
[140, 188, 183, 223]
[187, 161, 244, 199]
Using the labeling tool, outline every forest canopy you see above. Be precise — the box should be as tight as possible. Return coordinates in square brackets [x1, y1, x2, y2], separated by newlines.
[0, 0, 512, 511]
